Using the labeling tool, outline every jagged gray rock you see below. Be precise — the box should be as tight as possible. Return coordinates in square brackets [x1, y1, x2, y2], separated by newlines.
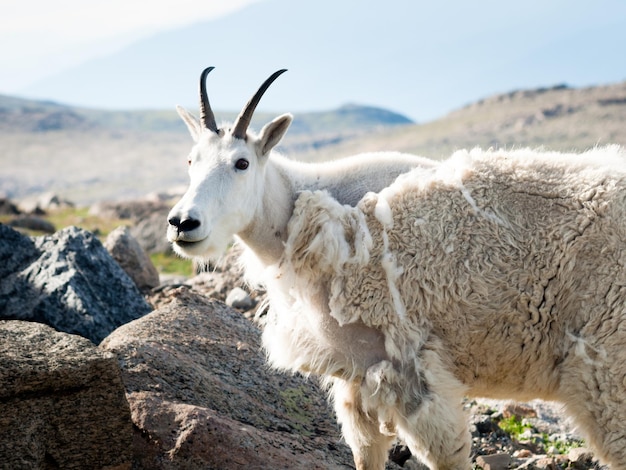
[0, 224, 152, 343]
[0, 320, 132, 469]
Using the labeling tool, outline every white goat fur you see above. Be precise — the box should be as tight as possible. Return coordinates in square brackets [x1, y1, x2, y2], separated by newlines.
[169, 99, 626, 467]
[265, 146, 626, 469]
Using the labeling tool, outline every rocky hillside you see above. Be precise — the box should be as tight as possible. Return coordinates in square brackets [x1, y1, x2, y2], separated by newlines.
[299, 81, 626, 161]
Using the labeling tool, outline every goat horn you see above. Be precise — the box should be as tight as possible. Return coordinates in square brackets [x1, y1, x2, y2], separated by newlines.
[199, 66, 218, 133]
[232, 69, 287, 140]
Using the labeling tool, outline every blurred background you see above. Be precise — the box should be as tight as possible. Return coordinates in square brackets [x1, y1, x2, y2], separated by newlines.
[1, 0, 625, 206]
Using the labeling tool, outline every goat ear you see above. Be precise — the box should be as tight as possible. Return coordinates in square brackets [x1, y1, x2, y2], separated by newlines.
[176, 105, 202, 142]
[256, 113, 293, 157]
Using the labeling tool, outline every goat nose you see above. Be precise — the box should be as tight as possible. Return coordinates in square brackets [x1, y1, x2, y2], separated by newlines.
[168, 216, 201, 232]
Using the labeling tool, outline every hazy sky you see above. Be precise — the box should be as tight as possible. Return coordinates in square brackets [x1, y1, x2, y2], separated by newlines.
[0, 0, 260, 92]
[2, 0, 625, 121]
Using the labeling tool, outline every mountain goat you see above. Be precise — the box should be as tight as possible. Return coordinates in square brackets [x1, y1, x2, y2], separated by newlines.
[167, 67, 626, 469]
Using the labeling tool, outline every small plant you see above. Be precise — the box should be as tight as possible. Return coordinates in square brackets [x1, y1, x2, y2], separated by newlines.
[497, 415, 533, 438]
[498, 415, 586, 456]
[542, 432, 585, 455]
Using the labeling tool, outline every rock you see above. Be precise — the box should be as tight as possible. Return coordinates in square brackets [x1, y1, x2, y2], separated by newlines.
[101, 288, 357, 469]
[186, 245, 267, 316]
[568, 448, 595, 468]
[534, 456, 558, 469]
[0, 224, 152, 343]
[513, 449, 534, 458]
[402, 457, 430, 470]
[388, 445, 413, 467]
[476, 453, 511, 470]
[16, 192, 74, 214]
[0, 197, 20, 215]
[37, 192, 75, 211]
[88, 199, 172, 254]
[105, 226, 160, 291]
[225, 286, 255, 310]
[470, 414, 499, 435]
[89, 199, 170, 222]
[128, 392, 345, 470]
[130, 211, 173, 254]
[8, 215, 56, 233]
[0, 320, 132, 469]
[502, 402, 538, 419]
[189, 270, 243, 300]
[0, 222, 39, 275]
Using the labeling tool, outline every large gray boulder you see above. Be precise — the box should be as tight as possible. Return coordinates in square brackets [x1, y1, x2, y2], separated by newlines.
[0, 224, 152, 343]
[0, 320, 132, 469]
[101, 288, 357, 469]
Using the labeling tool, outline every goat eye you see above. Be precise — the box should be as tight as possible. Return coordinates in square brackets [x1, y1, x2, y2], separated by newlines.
[235, 158, 249, 171]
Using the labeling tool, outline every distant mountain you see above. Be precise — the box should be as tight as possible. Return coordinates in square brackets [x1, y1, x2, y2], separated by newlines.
[0, 95, 94, 132]
[298, 81, 626, 161]
[0, 94, 411, 135]
[20, 0, 626, 122]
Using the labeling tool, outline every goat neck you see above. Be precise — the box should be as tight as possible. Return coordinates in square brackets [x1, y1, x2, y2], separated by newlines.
[236, 157, 298, 266]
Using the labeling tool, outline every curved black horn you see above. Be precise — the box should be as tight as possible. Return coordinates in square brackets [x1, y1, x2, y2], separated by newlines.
[199, 66, 218, 133]
[232, 69, 287, 140]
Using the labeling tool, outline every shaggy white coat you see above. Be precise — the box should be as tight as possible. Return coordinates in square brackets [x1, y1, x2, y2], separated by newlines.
[257, 146, 626, 469]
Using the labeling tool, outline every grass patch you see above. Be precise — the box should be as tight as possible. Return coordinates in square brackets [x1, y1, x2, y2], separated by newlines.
[150, 252, 194, 277]
[45, 206, 131, 236]
[1, 206, 129, 237]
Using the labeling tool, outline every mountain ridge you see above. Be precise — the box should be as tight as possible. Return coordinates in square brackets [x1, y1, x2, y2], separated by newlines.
[0, 94, 412, 134]
[1, 80, 624, 205]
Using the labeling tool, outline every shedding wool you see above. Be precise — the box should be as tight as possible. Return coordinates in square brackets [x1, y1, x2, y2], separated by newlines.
[261, 146, 626, 468]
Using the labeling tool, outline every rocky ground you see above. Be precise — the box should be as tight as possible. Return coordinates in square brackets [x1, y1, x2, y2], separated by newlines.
[179, 252, 606, 470]
[0, 195, 612, 469]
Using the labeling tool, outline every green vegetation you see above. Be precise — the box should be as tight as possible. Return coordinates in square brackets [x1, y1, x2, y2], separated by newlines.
[497, 415, 584, 456]
[45, 206, 131, 236]
[497, 415, 534, 437]
[544, 434, 584, 455]
[150, 252, 193, 277]
[1, 206, 130, 238]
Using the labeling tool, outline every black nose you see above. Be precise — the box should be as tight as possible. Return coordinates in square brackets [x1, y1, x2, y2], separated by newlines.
[168, 216, 201, 232]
